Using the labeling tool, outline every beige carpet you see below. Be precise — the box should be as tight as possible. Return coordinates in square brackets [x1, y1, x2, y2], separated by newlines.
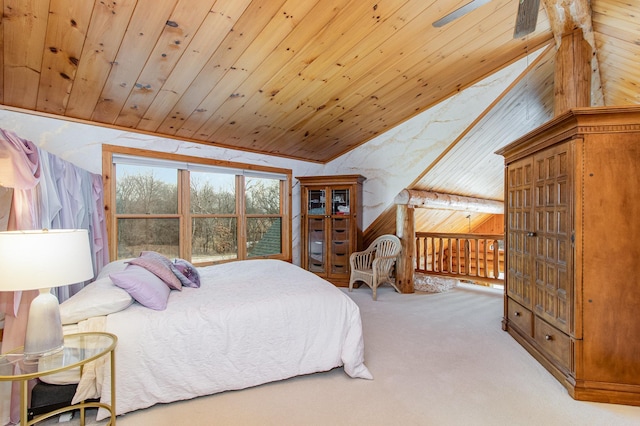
[42, 283, 640, 426]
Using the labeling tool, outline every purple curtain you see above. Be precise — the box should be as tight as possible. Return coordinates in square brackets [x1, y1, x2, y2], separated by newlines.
[0, 129, 108, 424]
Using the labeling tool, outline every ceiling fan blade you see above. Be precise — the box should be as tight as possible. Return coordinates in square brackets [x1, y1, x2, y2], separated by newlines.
[513, 0, 540, 38]
[432, 0, 492, 28]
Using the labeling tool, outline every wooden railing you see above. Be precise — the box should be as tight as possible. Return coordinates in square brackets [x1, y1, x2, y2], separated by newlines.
[415, 232, 504, 285]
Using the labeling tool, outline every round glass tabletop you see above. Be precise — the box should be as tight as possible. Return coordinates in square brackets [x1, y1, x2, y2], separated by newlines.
[0, 332, 117, 380]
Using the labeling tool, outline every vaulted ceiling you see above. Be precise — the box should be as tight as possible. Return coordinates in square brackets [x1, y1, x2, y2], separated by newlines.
[2, 1, 637, 164]
[1, 0, 639, 239]
[0, 0, 548, 163]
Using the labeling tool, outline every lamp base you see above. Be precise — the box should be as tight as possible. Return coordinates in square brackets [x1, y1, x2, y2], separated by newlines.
[24, 288, 64, 359]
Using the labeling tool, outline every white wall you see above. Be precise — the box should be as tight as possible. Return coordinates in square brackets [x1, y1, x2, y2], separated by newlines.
[0, 110, 323, 264]
[0, 50, 538, 265]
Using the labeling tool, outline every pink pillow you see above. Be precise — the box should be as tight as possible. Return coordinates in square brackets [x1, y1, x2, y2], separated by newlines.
[128, 255, 182, 291]
[110, 265, 171, 310]
[140, 251, 174, 267]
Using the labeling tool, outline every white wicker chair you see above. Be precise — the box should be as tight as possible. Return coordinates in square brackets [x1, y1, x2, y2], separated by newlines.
[349, 234, 401, 300]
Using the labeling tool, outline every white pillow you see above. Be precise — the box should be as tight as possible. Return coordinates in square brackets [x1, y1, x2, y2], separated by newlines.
[59, 276, 134, 324]
[96, 258, 133, 280]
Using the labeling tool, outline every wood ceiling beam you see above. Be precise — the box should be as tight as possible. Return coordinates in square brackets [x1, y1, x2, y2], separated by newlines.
[542, 0, 605, 108]
[394, 189, 503, 214]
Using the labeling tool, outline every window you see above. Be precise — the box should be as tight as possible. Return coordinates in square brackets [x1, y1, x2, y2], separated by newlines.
[103, 145, 291, 265]
[190, 171, 237, 263]
[245, 176, 283, 258]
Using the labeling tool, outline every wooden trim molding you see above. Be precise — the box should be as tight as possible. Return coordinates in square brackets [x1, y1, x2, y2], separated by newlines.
[102, 144, 292, 263]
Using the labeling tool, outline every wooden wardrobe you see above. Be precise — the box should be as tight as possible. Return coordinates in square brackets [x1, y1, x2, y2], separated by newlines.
[297, 175, 365, 287]
[496, 106, 640, 406]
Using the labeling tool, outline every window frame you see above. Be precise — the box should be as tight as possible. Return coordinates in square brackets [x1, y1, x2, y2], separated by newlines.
[102, 144, 292, 265]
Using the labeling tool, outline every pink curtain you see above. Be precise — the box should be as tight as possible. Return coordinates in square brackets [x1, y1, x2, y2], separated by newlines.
[0, 129, 109, 425]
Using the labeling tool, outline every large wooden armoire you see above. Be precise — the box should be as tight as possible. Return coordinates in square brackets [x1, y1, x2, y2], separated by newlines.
[297, 175, 365, 287]
[496, 106, 640, 406]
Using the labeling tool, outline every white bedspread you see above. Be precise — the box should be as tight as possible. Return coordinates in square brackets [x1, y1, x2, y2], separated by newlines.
[96, 259, 371, 419]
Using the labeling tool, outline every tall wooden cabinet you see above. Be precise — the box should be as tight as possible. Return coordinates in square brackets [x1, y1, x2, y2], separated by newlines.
[496, 106, 640, 406]
[297, 175, 365, 287]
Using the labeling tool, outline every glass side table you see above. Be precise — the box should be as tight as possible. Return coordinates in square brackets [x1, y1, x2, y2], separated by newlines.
[0, 332, 117, 425]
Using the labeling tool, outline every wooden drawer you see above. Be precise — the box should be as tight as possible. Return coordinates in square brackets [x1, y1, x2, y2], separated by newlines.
[332, 227, 349, 241]
[332, 239, 348, 251]
[308, 217, 324, 227]
[331, 241, 349, 267]
[332, 218, 349, 230]
[331, 261, 349, 274]
[534, 316, 571, 371]
[331, 251, 349, 266]
[507, 298, 532, 336]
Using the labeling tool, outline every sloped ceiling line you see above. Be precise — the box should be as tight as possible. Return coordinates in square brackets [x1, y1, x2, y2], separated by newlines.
[362, 44, 556, 242]
[408, 43, 555, 190]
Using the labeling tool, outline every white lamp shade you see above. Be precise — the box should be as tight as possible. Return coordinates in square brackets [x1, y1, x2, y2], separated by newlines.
[0, 229, 94, 291]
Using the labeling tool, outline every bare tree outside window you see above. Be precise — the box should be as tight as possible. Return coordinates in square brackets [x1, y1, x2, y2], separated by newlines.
[190, 172, 237, 262]
[245, 177, 279, 214]
[116, 165, 179, 258]
[109, 149, 290, 264]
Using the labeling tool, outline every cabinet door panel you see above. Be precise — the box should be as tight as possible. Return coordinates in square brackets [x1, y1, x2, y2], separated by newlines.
[506, 157, 533, 307]
[307, 189, 326, 215]
[331, 188, 350, 215]
[532, 142, 573, 334]
[307, 217, 326, 273]
[328, 188, 353, 280]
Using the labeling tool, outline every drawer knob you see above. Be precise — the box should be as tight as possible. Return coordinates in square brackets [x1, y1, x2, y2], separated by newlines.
[527, 232, 537, 237]
[514, 311, 521, 317]
[545, 334, 553, 341]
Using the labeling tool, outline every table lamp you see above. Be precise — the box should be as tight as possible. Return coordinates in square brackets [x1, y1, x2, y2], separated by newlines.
[0, 229, 94, 358]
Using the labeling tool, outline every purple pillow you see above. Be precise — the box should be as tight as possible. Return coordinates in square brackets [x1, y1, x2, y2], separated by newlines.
[128, 255, 182, 291]
[110, 265, 171, 310]
[172, 259, 201, 288]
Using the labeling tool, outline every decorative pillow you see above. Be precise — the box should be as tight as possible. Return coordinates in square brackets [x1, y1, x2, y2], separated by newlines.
[59, 277, 134, 324]
[96, 258, 133, 280]
[110, 265, 171, 310]
[128, 255, 182, 291]
[172, 259, 201, 288]
[140, 251, 174, 268]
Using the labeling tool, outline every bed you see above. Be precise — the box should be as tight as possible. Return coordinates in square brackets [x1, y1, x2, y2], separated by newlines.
[56, 257, 372, 420]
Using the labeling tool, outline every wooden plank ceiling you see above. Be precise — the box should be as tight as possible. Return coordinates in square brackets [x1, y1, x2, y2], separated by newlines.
[1, 0, 638, 163]
[1, 0, 559, 163]
[1, 0, 638, 238]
